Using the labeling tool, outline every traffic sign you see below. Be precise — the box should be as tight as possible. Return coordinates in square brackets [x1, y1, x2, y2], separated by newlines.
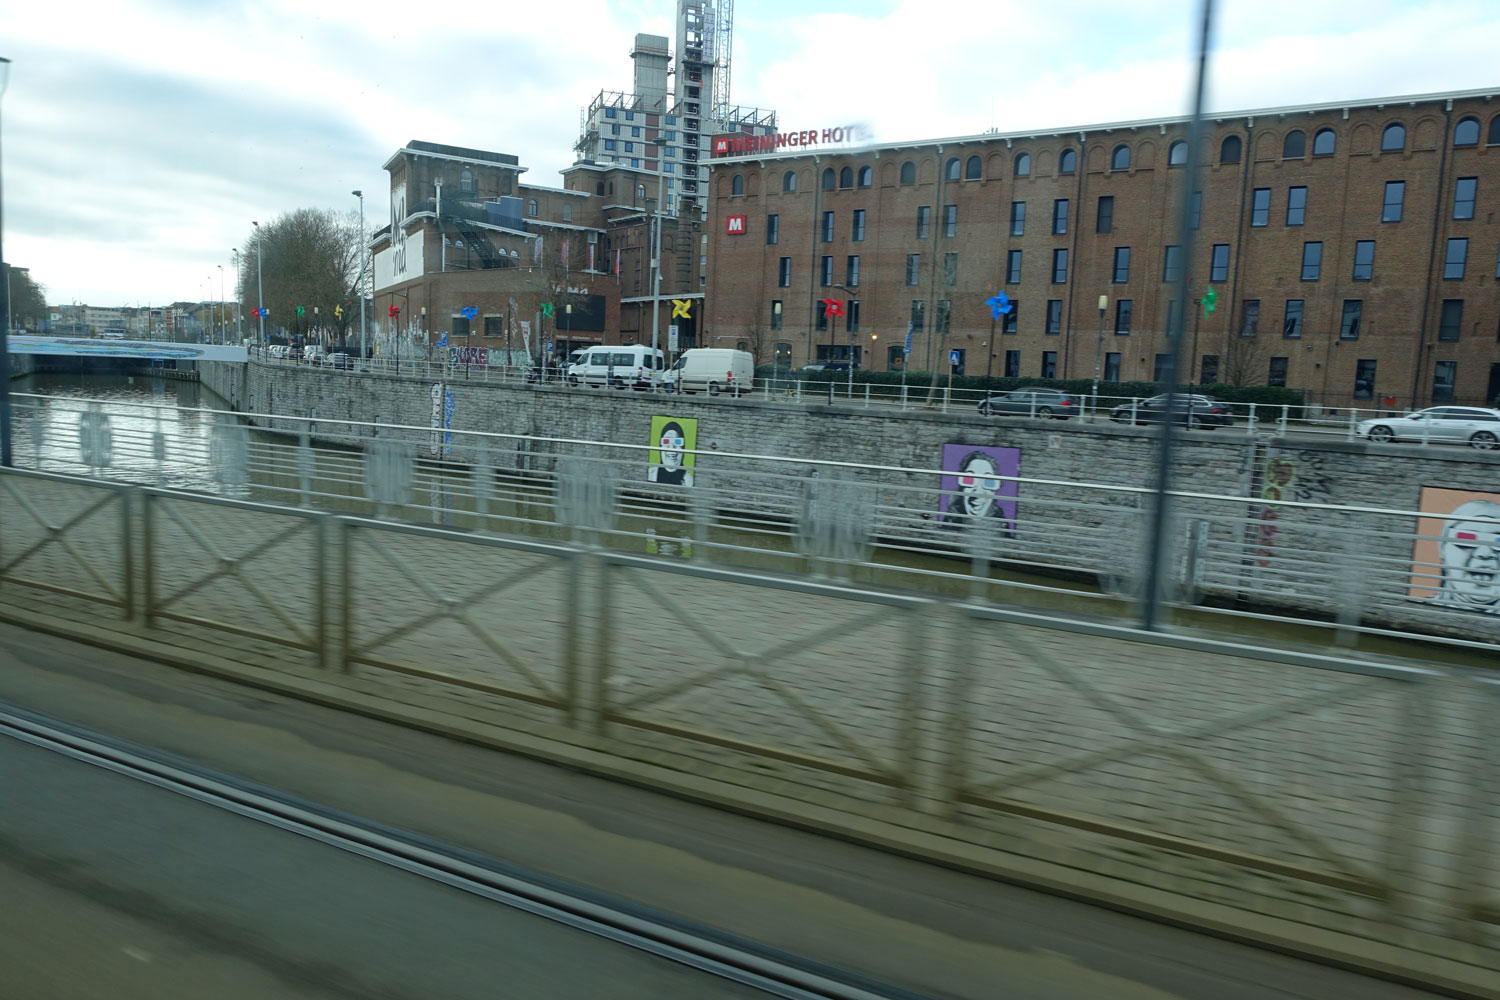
[949, 349, 961, 366]
[668, 325, 679, 351]
[545, 340, 553, 353]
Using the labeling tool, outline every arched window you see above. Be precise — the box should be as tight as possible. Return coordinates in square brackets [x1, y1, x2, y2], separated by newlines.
[1381, 123, 1405, 152]
[596, 181, 605, 195]
[839, 166, 853, 188]
[857, 166, 872, 187]
[1013, 153, 1031, 177]
[1489, 116, 1500, 146]
[945, 157, 960, 181]
[1220, 135, 1242, 164]
[459, 168, 475, 194]
[1110, 144, 1130, 171]
[1454, 116, 1480, 147]
[732, 174, 744, 196]
[1168, 140, 1187, 166]
[965, 155, 982, 179]
[783, 170, 797, 192]
[900, 161, 916, 185]
[1312, 128, 1336, 156]
[821, 168, 835, 190]
[1059, 149, 1077, 174]
[527, 199, 538, 217]
[1282, 130, 1306, 158]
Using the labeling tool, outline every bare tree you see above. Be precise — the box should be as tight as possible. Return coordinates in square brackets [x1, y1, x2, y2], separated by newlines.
[739, 321, 771, 365]
[239, 208, 365, 341]
[1218, 333, 1270, 387]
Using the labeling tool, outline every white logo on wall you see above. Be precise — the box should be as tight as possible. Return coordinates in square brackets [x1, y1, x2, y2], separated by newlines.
[391, 182, 408, 277]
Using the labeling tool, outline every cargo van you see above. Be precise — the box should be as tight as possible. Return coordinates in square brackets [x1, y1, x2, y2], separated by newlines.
[567, 344, 665, 389]
[665, 348, 754, 396]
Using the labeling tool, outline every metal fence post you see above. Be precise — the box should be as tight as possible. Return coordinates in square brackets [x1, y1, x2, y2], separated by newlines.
[121, 487, 136, 621]
[1383, 675, 1430, 925]
[142, 491, 156, 628]
[315, 513, 330, 670]
[590, 555, 613, 735]
[338, 518, 353, 673]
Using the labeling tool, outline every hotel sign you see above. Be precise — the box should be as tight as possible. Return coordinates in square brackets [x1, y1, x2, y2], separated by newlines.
[712, 124, 874, 157]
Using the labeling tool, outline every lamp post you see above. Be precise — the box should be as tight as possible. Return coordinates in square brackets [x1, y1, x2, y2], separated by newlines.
[217, 264, 225, 343]
[232, 249, 243, 344]
[0, 55, 12, 468]
[829, 283, 855, 397]
[1091, 294, 1108, 415]
[352, 190, 367, 361]
[649, 136, 667, 365]
[252, 221, 265, 346]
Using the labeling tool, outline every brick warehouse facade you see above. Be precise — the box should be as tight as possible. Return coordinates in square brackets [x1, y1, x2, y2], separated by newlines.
[704, 89, 1500, 408]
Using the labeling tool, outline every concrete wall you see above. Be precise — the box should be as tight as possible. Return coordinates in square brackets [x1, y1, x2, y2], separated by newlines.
[201, 361, 1500, 640]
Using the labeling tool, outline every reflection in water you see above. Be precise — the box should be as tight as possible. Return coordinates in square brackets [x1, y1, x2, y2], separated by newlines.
[11, 372, 1484, 667]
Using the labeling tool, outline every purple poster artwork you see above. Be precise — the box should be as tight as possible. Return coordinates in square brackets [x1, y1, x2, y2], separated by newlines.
[939, 444, 1020, 532]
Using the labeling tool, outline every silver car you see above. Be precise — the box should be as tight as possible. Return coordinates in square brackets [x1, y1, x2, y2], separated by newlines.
[1357, 406, 1500, 450]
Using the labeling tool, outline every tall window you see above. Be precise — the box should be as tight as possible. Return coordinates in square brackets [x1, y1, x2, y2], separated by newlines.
[1111, 144, 1131, 170]
[1112, 247, 1130, 283]
[943, 252, 957, 287]
[1006, 249, 1022, 284]
[936, 299, 952, 333]
[1162, 245, 1183, 282]
[1003, 301, 1019, 335]
[770, 300, 783, 330]
[1165, 298, 1181, 334]
[1240, 299, 1260, 337]
[783, 170, 797, 192]
[1352, 240, 1375, 281]
[820, 256, 833, 286]
[852, 209, 866, 242]
[1210, 244, 1230, 282]
[1105, 352, 1121, 381]
[846, 255, 860, 287]
[1286, 186, 1306, 226]
[857, 166, 872, 187]
[1382, 181, 1405, 222]
[1283, 299, 1304, 338]
[732, 174, 744, 196]
[1046, 300, 1062, 336]
[821, 168, 835, 190]
[1059, 149, 1077, 173]
[1005, 350, 1021, 377]
[899, 161, 915, 185]
[1313, 128, 1336, 156]
[527, 199, 538, 217]
[1220, 135, 1242, 164]
[1010, 201, 1026, 236]
[1168, 140, 1187, 166]
[1301, 242, 1323, 280]
[1250, 188, 1270, 227]
[1042, 351, 1057, 378]
[1340, 299, 1363, 339]
[965, 155, 981, 180]
[906, 254, 920, 285]
[1052, 199, 1069, 235]
[916, 206, 931, 239]
[846, 300, 860, 333]
[1096, 196, 1114, 234]
[1455, 117, 1481, 147]
[1381, 123, 1405, 152]
[1268, 357, 1289, 387]
[1051, 248, 1068, 284]
[910, 300, 925, 331]
[943, 204, 957, 237]
[1439, 299, 1464, 341]
[1200, 355, 1220, 383]
[1114, 299, 1133, 335]
[839, 166, 853, 189]
[766, 214, 779, 245]
[1190, 191, 1202, 229]
[1434, 361, 1457, 402]
[1283, 130, 1306, 158]
[778, 257, 791, 287]
[1354, 359, 1376, 399]
[816, 300, 828, 331]
[459, 169, 475, 194]
[1454, 177, 1478, 220]
[1153, 354, 1171, 381]
[1444, 238, 1468, 279]
[1014, 153, 1031, 176]
[945, 157, 960, 182]
[821, 211, 834, 242]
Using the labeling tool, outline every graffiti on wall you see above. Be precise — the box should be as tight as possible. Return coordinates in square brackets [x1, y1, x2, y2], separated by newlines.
[1409, 486, 1500, 615]
[428, 382, 455, 458]
[1253, 451, 1334, 567]
[938, 444, 1020, 536]
[648, 415, 697, 487]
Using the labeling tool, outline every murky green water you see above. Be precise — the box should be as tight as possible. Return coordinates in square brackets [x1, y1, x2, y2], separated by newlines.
[12, 371, 1488, 668]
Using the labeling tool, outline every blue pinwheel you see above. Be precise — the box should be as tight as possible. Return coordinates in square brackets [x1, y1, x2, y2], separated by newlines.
[985, 291, 1013, 320]
[460, 306, 478, 320]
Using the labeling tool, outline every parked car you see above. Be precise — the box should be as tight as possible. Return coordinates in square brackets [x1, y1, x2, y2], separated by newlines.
[977, 388, 1080, 419]
[796, 362, 852, 374]
[1357, 406, 1500, 450]
[266, 344, 290, 360]
[303, 345, 326, 365]
[1110, 394, 1233, 429]
[326, 352, 353, 369]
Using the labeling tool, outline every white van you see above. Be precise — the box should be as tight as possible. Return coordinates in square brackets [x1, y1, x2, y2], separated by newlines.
[665, 348, 754, 396]
[568, 345, 665, 390]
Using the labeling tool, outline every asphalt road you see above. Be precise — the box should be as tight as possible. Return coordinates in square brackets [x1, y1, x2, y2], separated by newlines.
[0, 621, 1448, 1000]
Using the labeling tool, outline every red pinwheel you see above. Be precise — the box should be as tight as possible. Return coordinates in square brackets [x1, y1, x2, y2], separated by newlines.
[820, 298, 845, 317]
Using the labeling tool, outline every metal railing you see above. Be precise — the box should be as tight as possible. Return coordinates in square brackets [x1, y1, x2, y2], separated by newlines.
[1, 463, 1495, 946]
[8, 390, 1500, 654]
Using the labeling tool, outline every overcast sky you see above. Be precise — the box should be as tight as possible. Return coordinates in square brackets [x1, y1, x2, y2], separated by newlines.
[3, 0, 1496, 308]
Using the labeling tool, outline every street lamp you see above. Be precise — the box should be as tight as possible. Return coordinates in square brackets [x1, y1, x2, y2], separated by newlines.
[252, 221, 265, 346]
[232, 248, 243, 343]
[649, 136, 667, 365]
[217, 264, 225, 343]
[0, 55, 12, 467]
[1090, 294, 1109, 415]
[830, 283, 855, 396]
[352, 190, 367, 360]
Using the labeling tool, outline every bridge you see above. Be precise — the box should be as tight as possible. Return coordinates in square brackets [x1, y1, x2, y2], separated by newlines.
[1, 388, 1497, 995]
[5, 334, 248, 362]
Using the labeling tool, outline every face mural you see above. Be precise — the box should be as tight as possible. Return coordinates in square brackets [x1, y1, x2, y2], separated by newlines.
[1409, 487, 1500, 614]
[939, 444, 1020, 532]
[648, 415, 697, 488]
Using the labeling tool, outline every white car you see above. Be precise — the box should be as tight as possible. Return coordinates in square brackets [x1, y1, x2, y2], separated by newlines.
[1357, 406, 1500, 450]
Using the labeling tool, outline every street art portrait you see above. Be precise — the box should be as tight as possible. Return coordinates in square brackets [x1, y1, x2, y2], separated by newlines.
[1409, 486, 1500, 615]
[648, 415, 697, 487]
[939, 444, 1020, 535]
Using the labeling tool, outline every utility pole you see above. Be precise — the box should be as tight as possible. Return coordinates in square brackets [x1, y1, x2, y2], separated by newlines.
[252, 221, 266, 345]
[353, 190, 367, 360]
[650, 137, 667, 364]
[1091, 294, 1108, 413]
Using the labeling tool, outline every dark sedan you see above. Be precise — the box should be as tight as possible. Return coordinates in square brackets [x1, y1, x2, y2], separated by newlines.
[1110, 394, 1234, 429]
[977, 388, 1080, 419]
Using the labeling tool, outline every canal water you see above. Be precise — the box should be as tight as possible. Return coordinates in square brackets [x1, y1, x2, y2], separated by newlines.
[11, 371, 1488, 668]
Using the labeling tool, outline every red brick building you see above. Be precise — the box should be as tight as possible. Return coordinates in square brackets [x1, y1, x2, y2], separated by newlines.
[704, 90, 1500, 408]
